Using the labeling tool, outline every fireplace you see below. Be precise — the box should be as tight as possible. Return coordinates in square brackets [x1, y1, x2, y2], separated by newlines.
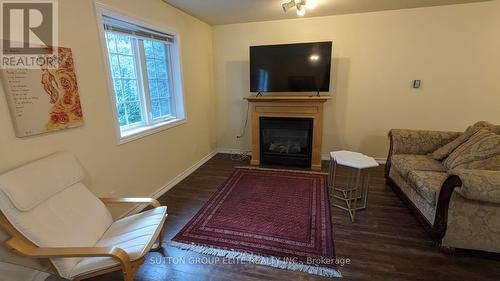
[245, 96, 330, 170]
[260, 117, 313, 167]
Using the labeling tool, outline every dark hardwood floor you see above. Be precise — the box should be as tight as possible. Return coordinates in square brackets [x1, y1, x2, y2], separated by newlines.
[89, 153, 500, 281]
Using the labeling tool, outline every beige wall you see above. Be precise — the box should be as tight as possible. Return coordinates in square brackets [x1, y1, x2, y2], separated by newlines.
[213, 1, 500, 160]
[0, 0, 216, 216]
[1, 1, 499, 218]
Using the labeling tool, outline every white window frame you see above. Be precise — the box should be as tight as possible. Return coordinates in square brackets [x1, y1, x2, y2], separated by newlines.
[95, 3, 186, 145]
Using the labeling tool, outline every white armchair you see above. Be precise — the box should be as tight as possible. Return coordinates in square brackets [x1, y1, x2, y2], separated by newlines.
[0, 152, 168, 281]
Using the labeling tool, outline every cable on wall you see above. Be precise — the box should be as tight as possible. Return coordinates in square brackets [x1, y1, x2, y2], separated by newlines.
[236, 102, 250, 139]
[231, 102, 251, 161]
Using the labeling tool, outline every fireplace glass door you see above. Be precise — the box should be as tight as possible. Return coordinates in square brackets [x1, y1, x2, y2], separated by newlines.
[260, 117, 313, 167]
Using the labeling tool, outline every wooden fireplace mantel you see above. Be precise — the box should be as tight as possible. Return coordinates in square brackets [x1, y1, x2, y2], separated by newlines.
[244, 95, 331, 171]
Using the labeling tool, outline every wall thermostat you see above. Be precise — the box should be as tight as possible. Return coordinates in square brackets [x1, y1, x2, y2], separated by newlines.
[413, 80, 422, 89]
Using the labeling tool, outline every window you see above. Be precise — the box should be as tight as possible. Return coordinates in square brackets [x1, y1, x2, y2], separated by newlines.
[101, 14, 185, 141]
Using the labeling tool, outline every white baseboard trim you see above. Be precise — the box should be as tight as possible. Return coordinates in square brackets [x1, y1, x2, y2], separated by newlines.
[123, 150, 218, 217]
[217, 148, 386, 165]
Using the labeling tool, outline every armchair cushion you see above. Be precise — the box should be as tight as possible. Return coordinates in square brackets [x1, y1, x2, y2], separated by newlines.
[407, 171, 448, 205]
[450, 169, 500, 204]
[0, 153, 114, 279]
[443, 129, 500, 169]
[0, 183, 114, 279]
[0, 152, 84, 211]
[391, 154, 446, 177]
[69, 207, 167, 278]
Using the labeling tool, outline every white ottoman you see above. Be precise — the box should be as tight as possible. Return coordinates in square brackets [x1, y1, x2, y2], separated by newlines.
[328, 150, 379, 222]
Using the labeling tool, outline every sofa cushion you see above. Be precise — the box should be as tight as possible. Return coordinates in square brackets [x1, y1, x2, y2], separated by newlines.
[407, 171, 448, 205]
[473, 121, 500, 135]
[491, 125, 500, 135]
[429, 121, 499, 161]
[443, 129, 500, 169]
[456, 155, 500, 171]
[428, 126, 482, 161]
[391, 154, 447, 177]
[69, 206, 167, 278]
[389, 169, 437, 224]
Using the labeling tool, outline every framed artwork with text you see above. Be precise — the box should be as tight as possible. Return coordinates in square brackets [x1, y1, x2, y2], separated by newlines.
[1, 47, 84, 137]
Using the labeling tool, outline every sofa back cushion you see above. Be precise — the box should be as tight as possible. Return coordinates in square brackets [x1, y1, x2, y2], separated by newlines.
[457, 154, 500, 171]
[490, 125, 500, 135]
[429, 121, 497, 161]
[0, 153, 114, 279]
[443, 129, 500, 170]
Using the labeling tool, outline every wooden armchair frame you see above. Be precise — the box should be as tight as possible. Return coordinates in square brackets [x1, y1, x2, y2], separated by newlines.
[0, 198, 165, 281]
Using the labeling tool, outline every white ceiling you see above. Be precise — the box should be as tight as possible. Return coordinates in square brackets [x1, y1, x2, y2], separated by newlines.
[162, 0, 491, 25]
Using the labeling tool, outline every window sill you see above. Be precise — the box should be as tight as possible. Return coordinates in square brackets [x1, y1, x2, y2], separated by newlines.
[118, 118, 186, 145]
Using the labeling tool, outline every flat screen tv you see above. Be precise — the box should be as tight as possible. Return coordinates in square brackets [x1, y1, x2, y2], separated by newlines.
[250, 42, 332, 93]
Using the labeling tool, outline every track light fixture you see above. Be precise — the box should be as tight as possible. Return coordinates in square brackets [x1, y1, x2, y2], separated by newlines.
[282, 0, 317, 16]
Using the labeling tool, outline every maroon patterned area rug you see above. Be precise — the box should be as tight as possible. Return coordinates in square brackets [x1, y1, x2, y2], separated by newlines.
[171, 167, 341, 277]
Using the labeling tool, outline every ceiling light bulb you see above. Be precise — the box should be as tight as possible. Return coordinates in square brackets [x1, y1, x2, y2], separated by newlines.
[296, 6, 306, 16]
[282, 1, 295, 13]
[305, 0, 317, 9]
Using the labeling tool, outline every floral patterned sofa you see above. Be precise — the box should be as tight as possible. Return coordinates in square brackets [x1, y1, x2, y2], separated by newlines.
[385, 121, 500, 253]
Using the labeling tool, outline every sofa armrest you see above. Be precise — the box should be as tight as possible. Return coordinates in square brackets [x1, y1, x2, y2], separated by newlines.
[388, 129, 461, 156]
[449, 169, 500, 204]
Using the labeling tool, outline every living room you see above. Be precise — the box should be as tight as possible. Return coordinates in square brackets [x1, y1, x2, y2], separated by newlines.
[0, 0, 499, 280]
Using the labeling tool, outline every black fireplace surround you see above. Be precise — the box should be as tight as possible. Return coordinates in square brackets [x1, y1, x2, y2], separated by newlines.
[260, 117, 313, 167]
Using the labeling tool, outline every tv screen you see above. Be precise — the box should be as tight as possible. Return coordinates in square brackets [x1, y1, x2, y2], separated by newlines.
[250, 42, 332, 93]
